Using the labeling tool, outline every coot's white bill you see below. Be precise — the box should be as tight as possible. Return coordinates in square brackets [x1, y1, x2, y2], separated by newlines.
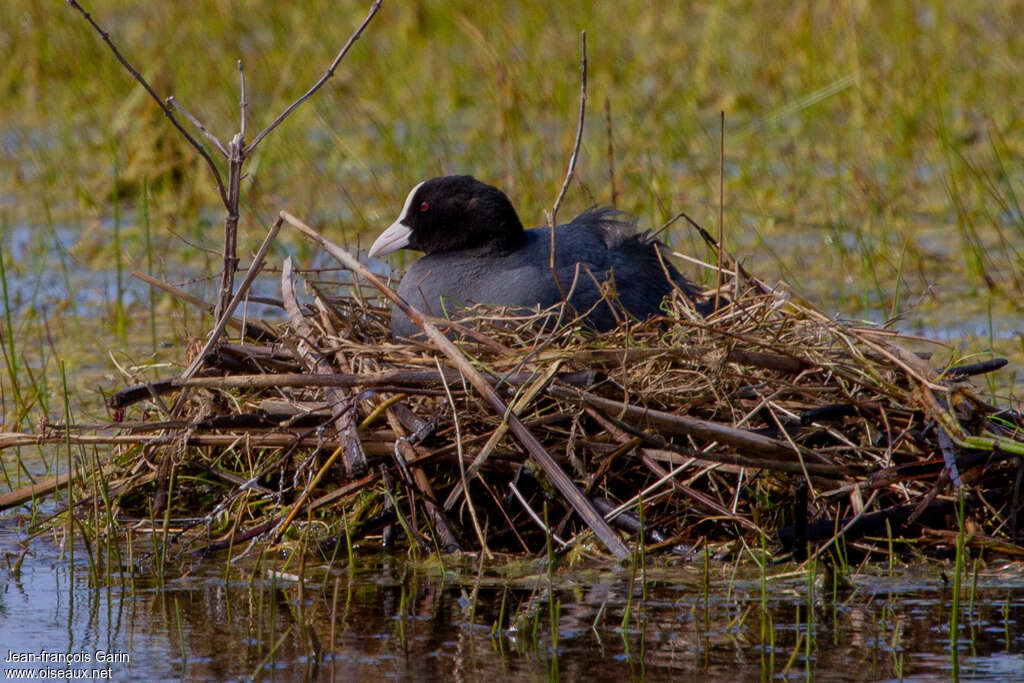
[368, 221, 412, 258]
[369, 179, 426, 257]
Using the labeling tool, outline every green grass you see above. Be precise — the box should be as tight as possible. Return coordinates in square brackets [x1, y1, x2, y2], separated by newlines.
[0, 0, 1021, 408]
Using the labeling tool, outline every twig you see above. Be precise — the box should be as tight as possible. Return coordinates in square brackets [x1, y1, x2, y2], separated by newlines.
[433, 357, 489, 558]
[167, 96, 228, 157]
[170, 215, 283, 419]
[649, 210, 688, 242]
[678, 209, 763, 290]
[604, 97, 617, 205]
[109, 365, 598, 410]
[0, 431, 378, 454]
[217, 132, 244, 319]
[641, 452, 762, 532]
[239, 60, 247, 142]
[130, 270, 276, 341]
[245, 0, 383, 153]
[272, 441, 347, 544]
[0, 471, 75, 510]
[547, 384, 841, 472]
[716, 110, 725, 311]
[546, 30, 588, 302]
[385, 407, 461, 552]
[510, 482, 567, 547]
[550, 31, 588, 227]
[71, 0, 382, 322]
[281, 257, 366, 477]
[66, 0, 229, 206]
[443, 360, 563, 510]
[217, 1, 381, 317]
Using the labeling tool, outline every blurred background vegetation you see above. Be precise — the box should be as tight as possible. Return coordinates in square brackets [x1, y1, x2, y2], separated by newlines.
[0, 0, 1021, 415]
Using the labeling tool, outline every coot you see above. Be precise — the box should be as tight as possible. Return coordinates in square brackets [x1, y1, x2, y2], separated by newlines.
[369, 175, 707, 339]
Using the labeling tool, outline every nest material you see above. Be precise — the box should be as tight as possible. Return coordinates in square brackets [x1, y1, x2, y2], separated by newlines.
[101, 232, 1024, 564]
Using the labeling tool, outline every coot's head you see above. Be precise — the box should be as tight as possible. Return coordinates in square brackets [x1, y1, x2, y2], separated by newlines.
[368, 175, 526, 257]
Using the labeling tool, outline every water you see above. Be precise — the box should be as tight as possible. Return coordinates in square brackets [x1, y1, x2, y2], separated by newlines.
[2, 513, 1023, 681]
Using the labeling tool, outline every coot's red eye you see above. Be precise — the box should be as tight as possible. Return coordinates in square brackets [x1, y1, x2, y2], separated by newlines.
[419, 201, 429, 212]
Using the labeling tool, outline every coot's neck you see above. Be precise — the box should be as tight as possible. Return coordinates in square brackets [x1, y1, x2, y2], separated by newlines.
[477, 214, 527, 255]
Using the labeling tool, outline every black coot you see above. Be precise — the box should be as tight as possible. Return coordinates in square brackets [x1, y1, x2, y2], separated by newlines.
[369, 175, 708, 339]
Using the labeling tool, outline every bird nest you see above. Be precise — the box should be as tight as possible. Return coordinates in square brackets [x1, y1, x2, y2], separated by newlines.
[75, 215, 1024, 565]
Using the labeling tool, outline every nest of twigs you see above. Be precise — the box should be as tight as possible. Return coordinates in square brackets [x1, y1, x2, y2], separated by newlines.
[96, 216, 1024, 564]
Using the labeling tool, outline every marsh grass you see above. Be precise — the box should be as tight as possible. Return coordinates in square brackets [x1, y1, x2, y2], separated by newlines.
[0, 234, 25, 427]
[1, 3, 1020, 292]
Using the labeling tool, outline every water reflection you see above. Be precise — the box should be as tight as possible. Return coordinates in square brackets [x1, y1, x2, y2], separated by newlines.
[2, 531, 1022, 681]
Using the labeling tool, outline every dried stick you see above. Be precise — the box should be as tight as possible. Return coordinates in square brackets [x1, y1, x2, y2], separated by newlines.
[585, 404, 762, 533]
[510, 481, 567, 547]
[443, 360, 563, 510]
[546, 30, 588, 302]
[385, 407, 461, 552]
[716, 111, 725, 311]
[217, 1, 380, 318]
[167, 96, 228, 157]
[245, 0, 383, 153]
[640, 452, 761, 532]
[679, 209, 763, 292]
[604, 97, 617, 205]
[272, 441, 348, 545]
[432, 358, 488, 558]
[547, 384, 841, 473]
[239, 60, 247, 142]
[217, 132, 244, 320]
[550, 31, 587, 224]
[0, 430, 391, 455]
[109, 366, 600, 411]
[130, 271, 275, 341]
[281, 257, 366, 477]
[0, 471, 75, 511]
[281, 210, 631, 560]
[66, 0, 229, 206]
[175, 215, 283, 387]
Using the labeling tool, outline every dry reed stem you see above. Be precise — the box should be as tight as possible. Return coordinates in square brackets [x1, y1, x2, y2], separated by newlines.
[547, 30, 588, 303]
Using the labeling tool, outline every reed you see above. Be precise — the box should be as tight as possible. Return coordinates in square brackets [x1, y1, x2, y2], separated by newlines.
[0, 233, 24, 427]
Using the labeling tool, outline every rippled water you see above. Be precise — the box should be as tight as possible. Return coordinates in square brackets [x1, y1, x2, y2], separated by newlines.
[2, 515, 1023, 681]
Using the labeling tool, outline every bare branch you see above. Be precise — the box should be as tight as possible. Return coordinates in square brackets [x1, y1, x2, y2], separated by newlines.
[66, 0, 229, 206]
[716, 110, 725, 311]
[604, 96, 617, 205]
[245, 0, 383, 153]
[215, 133, 245, 319]
[547, 30, 588, 303]
[649, 210, 687, 242]
[173, 214, 283, 414]
[239, 60, 247, 142]
[550, 30, 588, 225]
[167, 96, 228, 157]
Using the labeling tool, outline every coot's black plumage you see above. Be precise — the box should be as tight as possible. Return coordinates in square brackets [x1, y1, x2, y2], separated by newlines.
[369, 175, 707, 340]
